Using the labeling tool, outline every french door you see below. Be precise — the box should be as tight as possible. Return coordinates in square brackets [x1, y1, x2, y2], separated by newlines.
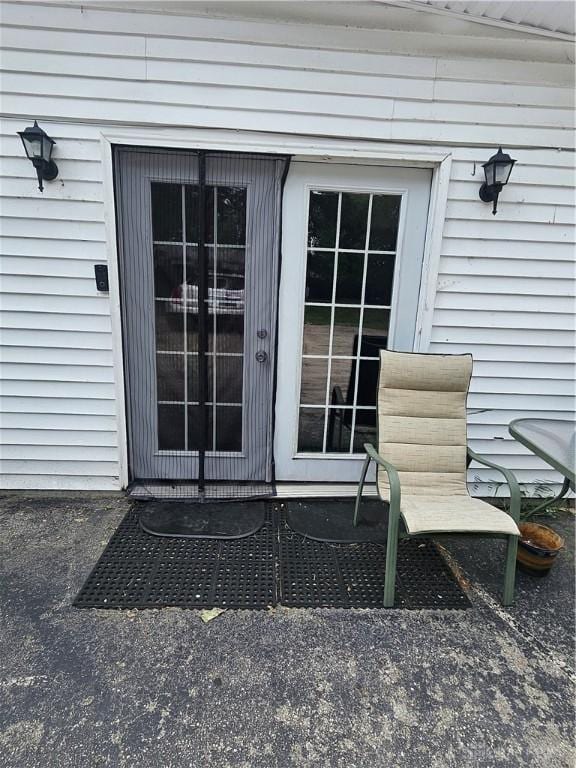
[274, 162, 432, 482]
[115, 149, 285, 482]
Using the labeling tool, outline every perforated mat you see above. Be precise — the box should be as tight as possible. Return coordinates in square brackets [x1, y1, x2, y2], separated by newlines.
[74, 503, 469, 610]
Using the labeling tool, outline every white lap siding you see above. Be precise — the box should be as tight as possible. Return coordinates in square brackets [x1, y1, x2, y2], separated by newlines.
[0, 1, 574, 491]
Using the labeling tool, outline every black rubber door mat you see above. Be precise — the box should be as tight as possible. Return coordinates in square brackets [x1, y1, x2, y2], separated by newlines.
[139, 501, 266, 539]
[74, 504, 469, 610]
[286, 499, 389, 543]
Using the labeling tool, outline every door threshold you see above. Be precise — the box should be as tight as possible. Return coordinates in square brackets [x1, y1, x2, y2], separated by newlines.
[275, 483, 377, 499]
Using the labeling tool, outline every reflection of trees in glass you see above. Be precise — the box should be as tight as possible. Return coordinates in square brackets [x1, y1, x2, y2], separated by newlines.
[370, 196, 401, 251]
[308, 191, 338, 248]
[339, 193, 369, 249]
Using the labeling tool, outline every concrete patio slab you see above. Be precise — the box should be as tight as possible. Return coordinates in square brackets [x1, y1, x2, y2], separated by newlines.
[0, 493, 574, 768]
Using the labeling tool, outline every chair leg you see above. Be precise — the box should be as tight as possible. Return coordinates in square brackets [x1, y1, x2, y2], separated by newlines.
[353, 454, 371, 527]
[502, 534, 518, 607]
[383, 512, 400, 608]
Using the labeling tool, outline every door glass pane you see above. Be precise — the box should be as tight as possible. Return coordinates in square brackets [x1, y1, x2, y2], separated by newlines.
[158, 404, 185, 450]
[215, 406, 242, 451]
[339, 193, 369, 249]
[332, 307, 360, 356]
[298, 408, 325, 452]
[305, 250, 334, 303]
[365, 254, 395, 306]
[308, 191, 338, 248]
[303, 306, 331, 356]
[369, 195, 401, 251]
[152, 183, 182, 242]
[335, 252, 364, 304]
[297, 188, 401, 454]
[300, 358, 328, 405]
[157, 354, 184, 401]
[152, 181, 247, 454]
[217, 187, 246, 245]
[153, 244, 182, 299]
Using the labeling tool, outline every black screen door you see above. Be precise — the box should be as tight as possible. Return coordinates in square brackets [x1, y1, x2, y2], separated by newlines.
[115, 149, 286, 483]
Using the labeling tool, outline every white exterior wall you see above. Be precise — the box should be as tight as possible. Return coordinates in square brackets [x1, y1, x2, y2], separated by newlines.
[1, 1, 574, 492]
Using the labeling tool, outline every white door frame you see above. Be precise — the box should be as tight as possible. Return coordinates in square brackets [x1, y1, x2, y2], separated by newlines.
[99, 127, 452, 489]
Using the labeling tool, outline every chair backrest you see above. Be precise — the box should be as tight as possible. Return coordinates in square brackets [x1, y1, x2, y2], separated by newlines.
[377, 350, 473, 497]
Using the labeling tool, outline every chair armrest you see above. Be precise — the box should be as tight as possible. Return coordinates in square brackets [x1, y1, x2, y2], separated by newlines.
[467, 447, 521, 524]
[364, 443, 401, 513]
[331, 385, 346, 406]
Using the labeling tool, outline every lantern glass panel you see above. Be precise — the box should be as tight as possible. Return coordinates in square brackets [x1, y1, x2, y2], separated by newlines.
[22, 135, 43, 159]
[484, 162, 496, 187]
[494, 162, 512, 185]
[41, 135, 54, 162]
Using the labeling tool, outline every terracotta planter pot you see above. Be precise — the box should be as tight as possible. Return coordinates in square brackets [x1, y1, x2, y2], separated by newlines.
[517, 522, 564, 577]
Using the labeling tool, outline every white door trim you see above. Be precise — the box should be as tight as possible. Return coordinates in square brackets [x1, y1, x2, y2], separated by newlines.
[99, 126, 451, 489]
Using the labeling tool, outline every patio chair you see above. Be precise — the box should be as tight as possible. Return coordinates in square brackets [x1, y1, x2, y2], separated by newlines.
[354, 350, 521, 607]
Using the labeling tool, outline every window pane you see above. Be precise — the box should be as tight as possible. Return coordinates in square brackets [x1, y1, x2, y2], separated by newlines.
[185, 185, 214, 244]
[332, 307, 360, 356]
[356, 359, 380, 407]
[308, 191, 338, 248]
[187, 354, 213, 403]
[352, 413, 377, 453]
[213, 247, 245, 292]
[306, 250, 334, 303]
[188, 405, 213, 451]
[361, 310, 390, 356]
[154, 244, 182, 299]
[339, 193, 369, 249]
[217, 187, 246, 245]
[300, 358, 328, 405]
[215, 406, 242, 451]
[335, 252, 364, 304]
[298, 408, 325, 452]
[156, 354, 184, 401]
[329, 358, 355, 407]
[216, 314, 244, 354]
[152, 182, 182, 242]
[155, 300, 183, 354]
[158, 404, 185, 450]
[215, 355, 243, 403]
[369, 195, 401, 251]
[326, 406, 353, 453]
[364, 254, 395, 306]
[303, 306, 331, 356]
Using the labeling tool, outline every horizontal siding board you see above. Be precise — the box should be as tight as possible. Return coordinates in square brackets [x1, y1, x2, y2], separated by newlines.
[1, 397, 116, 415]
[2, 363, 115, 383]
[442, 220, 575, 244]
[1, 345, 114, 366]
[435, 292, 575, 313]
[1, 293, 111, 315]
[2, 380, 115, 398]
[2, 429, 117, 446]
[430, 343, 575, 364]
[1, 237, 107, 259]
[1, 311, 112, 334]
[1, 459, 119, 476]
[431, 326, 574, 346]
[0, 412, 118, 430]
[1, 328, 113, 349]
[448, 181, 575, 206]
[1, 475, 121, 490]
[439, 238, 574, 260]
[2, 444, 118, 461]
[436, 275, 573, 297]
[2, 255, 108, 279]
[434, 308, 574, 331]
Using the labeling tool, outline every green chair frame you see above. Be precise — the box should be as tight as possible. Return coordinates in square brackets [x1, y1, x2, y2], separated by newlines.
[354, 443, 521, 607]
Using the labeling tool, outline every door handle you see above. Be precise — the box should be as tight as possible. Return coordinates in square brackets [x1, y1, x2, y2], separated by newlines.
[255, 350, 268, 363]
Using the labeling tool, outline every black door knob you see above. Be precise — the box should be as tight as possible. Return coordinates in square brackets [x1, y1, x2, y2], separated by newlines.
[255, 350, 268, 363]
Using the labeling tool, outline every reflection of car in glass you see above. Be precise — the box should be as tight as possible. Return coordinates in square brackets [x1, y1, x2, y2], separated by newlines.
[170, 282, 244, 315]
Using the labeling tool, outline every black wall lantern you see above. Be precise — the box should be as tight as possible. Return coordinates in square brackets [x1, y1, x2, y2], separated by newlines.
[479, 147, 516, 215]
[17, 121, 59, 192]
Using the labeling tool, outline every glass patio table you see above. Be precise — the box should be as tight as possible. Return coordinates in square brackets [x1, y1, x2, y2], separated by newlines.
[509, 418, 575, 512]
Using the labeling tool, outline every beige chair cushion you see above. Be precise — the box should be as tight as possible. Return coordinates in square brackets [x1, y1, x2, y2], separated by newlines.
[400, 495, 520, 535]
[376, 350, 519, 536]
